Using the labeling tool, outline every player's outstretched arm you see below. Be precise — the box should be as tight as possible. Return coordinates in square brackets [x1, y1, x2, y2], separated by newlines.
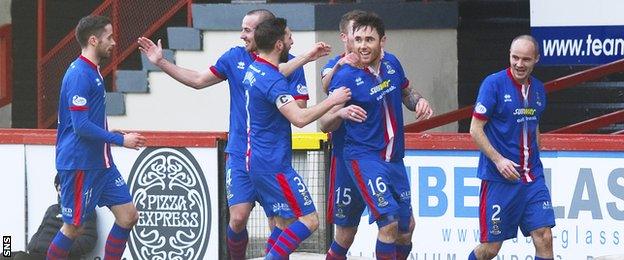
[402, 86, 433, 120]
[279, 42, 331, 77]
[470, 117, 520, 181]
[319, 104, 367, 133]
[137, 37, 224, 89]
[279, 86, 351, 128]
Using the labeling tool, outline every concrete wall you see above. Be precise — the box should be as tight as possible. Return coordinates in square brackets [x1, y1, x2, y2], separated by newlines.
[0, 0, 10, 25]
[0, 104, 10, 127]
[108, 31, 321, 133]
[108, 2, 458, 133]
[0, 0, 11, 128]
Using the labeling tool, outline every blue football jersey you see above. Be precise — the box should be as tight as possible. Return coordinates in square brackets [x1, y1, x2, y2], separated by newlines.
[56, 56, 124, 170]
[243, 57, 296, 173]
[472, 68, 547, 183]
[322, 54, 346, 157]
[211, 47, 308, 156]
[328, 52, 408, 162]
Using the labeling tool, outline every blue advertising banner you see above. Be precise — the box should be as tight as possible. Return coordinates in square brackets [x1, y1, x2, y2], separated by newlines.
[533, 26, 624, 65]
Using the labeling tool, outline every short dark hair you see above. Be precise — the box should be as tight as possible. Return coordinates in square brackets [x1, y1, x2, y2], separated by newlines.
[339, 10, 367, 34]
[246, 9, 276, 24]
[254, 18, 287, 53]
[353, 11, 385, 38]
[75, 15, 111, 48]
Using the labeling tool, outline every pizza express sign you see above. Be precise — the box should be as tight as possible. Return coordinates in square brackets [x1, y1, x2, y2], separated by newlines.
[128, 147, 211, 260]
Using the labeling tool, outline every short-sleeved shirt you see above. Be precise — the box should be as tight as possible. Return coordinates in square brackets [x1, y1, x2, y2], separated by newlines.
[472, 68, 547, 183]
[210, 46, 308, 156]
[56, 56, 124, 170]
[328, 52, 409, 162]
[243, 57, 297, 173]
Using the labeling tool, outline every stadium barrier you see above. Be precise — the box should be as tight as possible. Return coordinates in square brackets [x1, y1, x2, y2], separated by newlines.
[0, 130, 225, 260]
[246, 133, 332, 258]
[349, 133, 624, 259]
[1, 130, 624, 259]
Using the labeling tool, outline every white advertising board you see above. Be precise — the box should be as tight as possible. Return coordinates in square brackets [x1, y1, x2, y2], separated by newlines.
[0, 145, 26, 252]
[348, 150, 624, 259]
[20, 145, 220, 259]
[530, 0, 624, 65]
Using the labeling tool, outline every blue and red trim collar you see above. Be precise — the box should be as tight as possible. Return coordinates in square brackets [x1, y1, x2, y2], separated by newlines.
[255, 56, 279, 70]
[79, 55, 98, 70]
[506, 68, 531, 89]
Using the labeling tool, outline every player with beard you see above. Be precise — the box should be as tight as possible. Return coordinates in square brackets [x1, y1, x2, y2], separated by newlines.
[242, 17, 351, 260]
[137, 9, 331, 259]
[52, 15, 146, 260]
[327, 12, 432, 260]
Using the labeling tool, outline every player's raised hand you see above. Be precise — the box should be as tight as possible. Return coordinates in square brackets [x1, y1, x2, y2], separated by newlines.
[415, 98, 433, 121]
[338, 52, 360, 67]
[494, 157, 521, 181]
[328, 87, 351, 105]
[338, 104, 367, 123]
[123, 132, 147, 150]
[137, 37, 163, 65]
[304, 42, 332, 62]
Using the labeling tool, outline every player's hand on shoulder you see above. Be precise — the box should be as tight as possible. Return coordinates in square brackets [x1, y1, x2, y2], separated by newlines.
[338, 52, 360, 67]
[494, 157, 521, 181]
[338, 105, 367, 123]
[123, 132, 147, 150]
[305, 42, 332, 62]
[415, 98, 433, 121]
[328, 86, 351, 105]
[137, 37, 163, 65]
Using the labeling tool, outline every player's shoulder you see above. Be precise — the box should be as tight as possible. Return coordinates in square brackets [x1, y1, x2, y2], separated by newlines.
[250, 61, 282, 80]
[382, 51, 406, 72]
[65, 62, 92, 81]
[328, 53, 344, 64]
[320, 54, 343, 77]
[228, 46, 247, 54]
[67, 60, 88, 73]
[331, 65, 361, 86]
[222, 46, 248, 59]
[482, 69, 509, 85]
[382, 51, 400, 63]
[336, 63, 361, 76]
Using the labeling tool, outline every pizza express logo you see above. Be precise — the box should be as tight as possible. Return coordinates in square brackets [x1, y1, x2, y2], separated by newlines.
[128, 147, 211, 260]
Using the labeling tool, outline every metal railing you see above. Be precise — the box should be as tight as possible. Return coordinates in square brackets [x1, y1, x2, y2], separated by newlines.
[36, 0, 193, 128]
[404, 58, 624, 133]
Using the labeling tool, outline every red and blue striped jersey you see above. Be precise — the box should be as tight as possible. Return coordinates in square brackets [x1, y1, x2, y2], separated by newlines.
[328, 52, 409, 162]
[56, 56, 123, 170]
[472, 68, 547, 183]
[211, 47, 308, 156]
[243, 57, 295, 173]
